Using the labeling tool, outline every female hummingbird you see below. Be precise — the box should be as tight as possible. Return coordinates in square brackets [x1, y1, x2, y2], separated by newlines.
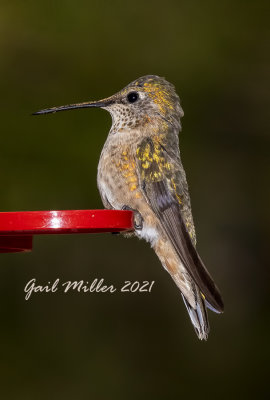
[34, 75, 224, 340]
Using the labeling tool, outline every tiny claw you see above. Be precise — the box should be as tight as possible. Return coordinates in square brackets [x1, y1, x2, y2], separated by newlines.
[122, 205, 143, 230]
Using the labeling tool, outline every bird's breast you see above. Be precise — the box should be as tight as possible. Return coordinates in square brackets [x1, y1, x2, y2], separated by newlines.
[97, 138, 163, 246]
[97, 142, 143, 209]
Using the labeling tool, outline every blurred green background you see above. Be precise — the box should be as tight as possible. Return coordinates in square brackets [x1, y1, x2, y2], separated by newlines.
[0, 0, 269, 399]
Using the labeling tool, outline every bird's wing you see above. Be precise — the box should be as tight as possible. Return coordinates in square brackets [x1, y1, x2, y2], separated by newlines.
[136, 137, 224, 313]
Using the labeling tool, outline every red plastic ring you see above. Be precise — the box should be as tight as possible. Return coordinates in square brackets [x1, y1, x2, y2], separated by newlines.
[0, 210, 134, 253]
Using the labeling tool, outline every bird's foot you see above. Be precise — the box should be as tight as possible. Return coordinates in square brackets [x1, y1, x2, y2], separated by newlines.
[122, 205, 143, 230]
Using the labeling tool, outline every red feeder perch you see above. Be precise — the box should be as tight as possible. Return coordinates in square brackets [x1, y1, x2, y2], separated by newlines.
[0, 210, 134, 253]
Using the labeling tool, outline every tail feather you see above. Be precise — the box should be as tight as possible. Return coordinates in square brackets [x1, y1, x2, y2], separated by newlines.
[182, 285, 209, 340]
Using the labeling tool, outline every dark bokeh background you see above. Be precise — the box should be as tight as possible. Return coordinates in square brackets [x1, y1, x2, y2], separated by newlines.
[0, 1, 269, 399]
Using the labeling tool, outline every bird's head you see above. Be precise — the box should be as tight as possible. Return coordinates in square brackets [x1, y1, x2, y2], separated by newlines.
[34, 75, 184, 132]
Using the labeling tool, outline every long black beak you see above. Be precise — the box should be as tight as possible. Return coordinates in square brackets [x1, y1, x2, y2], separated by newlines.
[33, 97, 114, 115]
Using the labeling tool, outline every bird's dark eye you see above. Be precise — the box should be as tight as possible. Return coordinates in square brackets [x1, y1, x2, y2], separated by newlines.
[127, 91, 139, 103]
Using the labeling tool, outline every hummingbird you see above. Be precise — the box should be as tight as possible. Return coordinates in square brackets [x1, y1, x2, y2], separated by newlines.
[34, 75, 224, 340]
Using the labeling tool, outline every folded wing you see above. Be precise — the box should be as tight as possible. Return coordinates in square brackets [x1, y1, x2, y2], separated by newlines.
[136, 137, 224, 313]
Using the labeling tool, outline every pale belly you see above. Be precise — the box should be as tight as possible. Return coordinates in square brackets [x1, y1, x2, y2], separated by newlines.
[97, 153, 159, 246]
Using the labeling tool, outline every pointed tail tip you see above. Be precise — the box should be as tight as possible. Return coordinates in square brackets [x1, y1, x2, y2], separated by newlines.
[182, 293, 210, 341]
[197, 330, 208, 341]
